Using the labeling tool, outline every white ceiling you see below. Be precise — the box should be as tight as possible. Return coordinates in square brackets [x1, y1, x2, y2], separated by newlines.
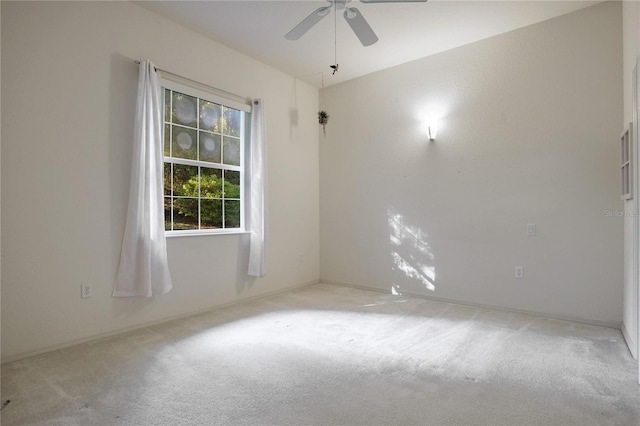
[135, 0, 601, 88]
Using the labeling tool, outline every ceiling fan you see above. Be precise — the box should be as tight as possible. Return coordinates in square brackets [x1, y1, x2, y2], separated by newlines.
[285, 0, 427, 47]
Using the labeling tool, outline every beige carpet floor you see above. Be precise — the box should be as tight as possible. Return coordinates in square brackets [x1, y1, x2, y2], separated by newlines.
[1, 283, 639, 425]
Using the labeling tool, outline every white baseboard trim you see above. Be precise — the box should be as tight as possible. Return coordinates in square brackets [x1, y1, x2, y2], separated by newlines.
[1, 279, 319, 364]
[621, 322, 638, 360]
[321, 280, 622, 330]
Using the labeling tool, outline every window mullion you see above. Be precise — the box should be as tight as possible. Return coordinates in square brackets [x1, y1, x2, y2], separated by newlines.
[198, 167, 201, 230]
[171, 163, 174, 231]
[222, 170, 226, 229]
[165, 156, 240, 172]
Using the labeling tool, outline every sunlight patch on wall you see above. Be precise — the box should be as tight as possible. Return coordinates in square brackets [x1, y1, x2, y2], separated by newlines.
[388, 209, 435, 293]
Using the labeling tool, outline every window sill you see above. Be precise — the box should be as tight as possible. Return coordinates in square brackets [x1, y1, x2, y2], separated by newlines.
[166, 230, 251, 238]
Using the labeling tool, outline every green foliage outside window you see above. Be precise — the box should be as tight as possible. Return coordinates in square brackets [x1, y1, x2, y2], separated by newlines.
[165, 168, 241, 229]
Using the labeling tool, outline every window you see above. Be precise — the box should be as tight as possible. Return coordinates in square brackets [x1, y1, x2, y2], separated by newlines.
[162, 80, 248, 234]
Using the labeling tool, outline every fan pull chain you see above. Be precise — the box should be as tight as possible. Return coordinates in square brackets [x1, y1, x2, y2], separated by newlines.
[331, 1, 339, 75]
[320, 72, 325, 109]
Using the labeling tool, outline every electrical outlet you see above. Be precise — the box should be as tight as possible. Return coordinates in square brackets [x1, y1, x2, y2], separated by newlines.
[515, 267, 524, 278]
[527, 224, 536, 236]
[81, 284, 92, 298]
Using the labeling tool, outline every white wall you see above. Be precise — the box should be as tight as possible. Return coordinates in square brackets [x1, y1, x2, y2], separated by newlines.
[0, 0, 3, 370]
[1, 1, 319, 361]
[320, 1, 623, 325]
[624, 1, 640, 126]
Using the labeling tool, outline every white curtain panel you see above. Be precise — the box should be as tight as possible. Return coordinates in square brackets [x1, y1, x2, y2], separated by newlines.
[113, 60, 173, 297]
[248, 99, 268, 277]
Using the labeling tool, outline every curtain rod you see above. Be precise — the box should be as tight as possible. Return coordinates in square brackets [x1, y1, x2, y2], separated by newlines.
[134, 60, 253, 107]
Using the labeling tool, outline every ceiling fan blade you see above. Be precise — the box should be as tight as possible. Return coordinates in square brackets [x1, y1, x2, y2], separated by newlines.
[343, 8, 378, 47]
[360, 0, 427, 3]
[285, 6, 331, 40]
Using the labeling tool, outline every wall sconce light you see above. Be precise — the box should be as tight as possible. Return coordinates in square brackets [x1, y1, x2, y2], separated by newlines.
[425, 119, 438, 141]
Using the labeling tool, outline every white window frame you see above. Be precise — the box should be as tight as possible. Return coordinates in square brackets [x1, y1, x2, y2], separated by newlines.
[622, 122, 633, 200]
[162, 78, 249, 236]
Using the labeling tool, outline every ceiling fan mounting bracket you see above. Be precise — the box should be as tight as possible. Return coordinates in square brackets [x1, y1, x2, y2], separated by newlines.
[332, 0, 349, 11]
